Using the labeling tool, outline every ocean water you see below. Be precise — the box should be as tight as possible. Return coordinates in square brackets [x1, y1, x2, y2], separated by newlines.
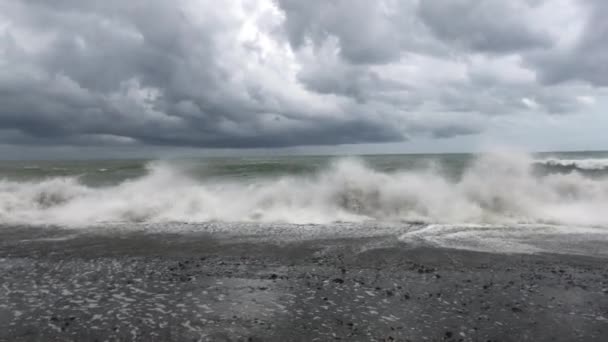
[1, 151, 608, 255]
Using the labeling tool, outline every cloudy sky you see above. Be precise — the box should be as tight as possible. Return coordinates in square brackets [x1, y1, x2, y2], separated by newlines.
[0, 0, 606, 158]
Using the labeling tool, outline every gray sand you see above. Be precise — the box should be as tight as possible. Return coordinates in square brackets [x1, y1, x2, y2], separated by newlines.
[0, 226, 607, 341]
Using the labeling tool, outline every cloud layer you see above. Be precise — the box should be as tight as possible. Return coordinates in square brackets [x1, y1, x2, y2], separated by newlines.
[0, 0, 605, 149]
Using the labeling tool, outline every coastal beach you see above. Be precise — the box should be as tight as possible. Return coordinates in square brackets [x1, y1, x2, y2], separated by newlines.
[1, 225, 607, 341]
[3, 1, 608, 340]
[1, 153, 607, 341]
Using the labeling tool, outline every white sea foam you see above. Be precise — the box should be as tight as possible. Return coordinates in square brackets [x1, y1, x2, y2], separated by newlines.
[399, 223, 608, 255]
[0, 151, 608, 228]
[536, 157, 608, 170]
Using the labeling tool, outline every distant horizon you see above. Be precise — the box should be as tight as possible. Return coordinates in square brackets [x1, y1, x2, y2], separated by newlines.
[0, 147, 607, 162]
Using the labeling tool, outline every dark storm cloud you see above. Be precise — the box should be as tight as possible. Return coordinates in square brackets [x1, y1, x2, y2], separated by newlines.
[0, 0, 605, 150]
[275, 0, 601, 118]
[277, 0, 411, 64]
[430, 125, 480, 139]
[0, 0, 405, 148]
[418, 0, 552, 53]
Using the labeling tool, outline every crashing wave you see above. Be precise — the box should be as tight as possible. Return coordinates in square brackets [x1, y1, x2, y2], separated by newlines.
[0, 152, 607, 227]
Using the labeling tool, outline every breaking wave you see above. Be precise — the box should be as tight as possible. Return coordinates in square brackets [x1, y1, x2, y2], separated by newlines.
[1, 152, 608, 227]
[535, 158, 608, 171]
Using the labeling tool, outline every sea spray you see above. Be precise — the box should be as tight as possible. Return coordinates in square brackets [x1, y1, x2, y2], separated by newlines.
[0, 151, 607, 227]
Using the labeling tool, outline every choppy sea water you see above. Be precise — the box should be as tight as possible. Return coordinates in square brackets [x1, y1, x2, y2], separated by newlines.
[1, 151, 608, 256]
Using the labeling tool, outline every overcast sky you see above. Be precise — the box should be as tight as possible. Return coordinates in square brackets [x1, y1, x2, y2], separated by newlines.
[0, 0, 606, 158]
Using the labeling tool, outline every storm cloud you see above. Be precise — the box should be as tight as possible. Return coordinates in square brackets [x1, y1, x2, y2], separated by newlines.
[0, 0, 605, 150]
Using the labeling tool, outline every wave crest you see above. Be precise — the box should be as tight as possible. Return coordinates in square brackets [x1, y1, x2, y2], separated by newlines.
[536, 157, 608, 171]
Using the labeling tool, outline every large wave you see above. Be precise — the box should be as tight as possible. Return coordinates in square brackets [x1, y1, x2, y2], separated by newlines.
[1, 152, 608, 227]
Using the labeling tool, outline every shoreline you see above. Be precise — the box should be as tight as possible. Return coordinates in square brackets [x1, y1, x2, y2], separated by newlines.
[1, 227, 607, 341]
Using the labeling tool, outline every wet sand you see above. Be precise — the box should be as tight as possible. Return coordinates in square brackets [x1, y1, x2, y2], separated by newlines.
[0, 226, 607, 341]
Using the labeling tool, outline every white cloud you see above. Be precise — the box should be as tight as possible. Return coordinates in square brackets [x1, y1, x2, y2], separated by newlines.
[577, 95, 596, 106]
[521, 97, 540, 109]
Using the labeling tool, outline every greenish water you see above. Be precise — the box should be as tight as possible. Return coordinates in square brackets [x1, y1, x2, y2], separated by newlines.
[1, 151, 606, 187]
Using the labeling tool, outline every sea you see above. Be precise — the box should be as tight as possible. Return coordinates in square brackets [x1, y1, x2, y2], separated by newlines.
[1, 150, 608, 256]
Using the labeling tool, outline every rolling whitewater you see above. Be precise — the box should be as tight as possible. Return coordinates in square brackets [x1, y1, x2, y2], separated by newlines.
[1, 151, 608, 255]
[1, 151, 607, 341]
[3, 151, 608, 226]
